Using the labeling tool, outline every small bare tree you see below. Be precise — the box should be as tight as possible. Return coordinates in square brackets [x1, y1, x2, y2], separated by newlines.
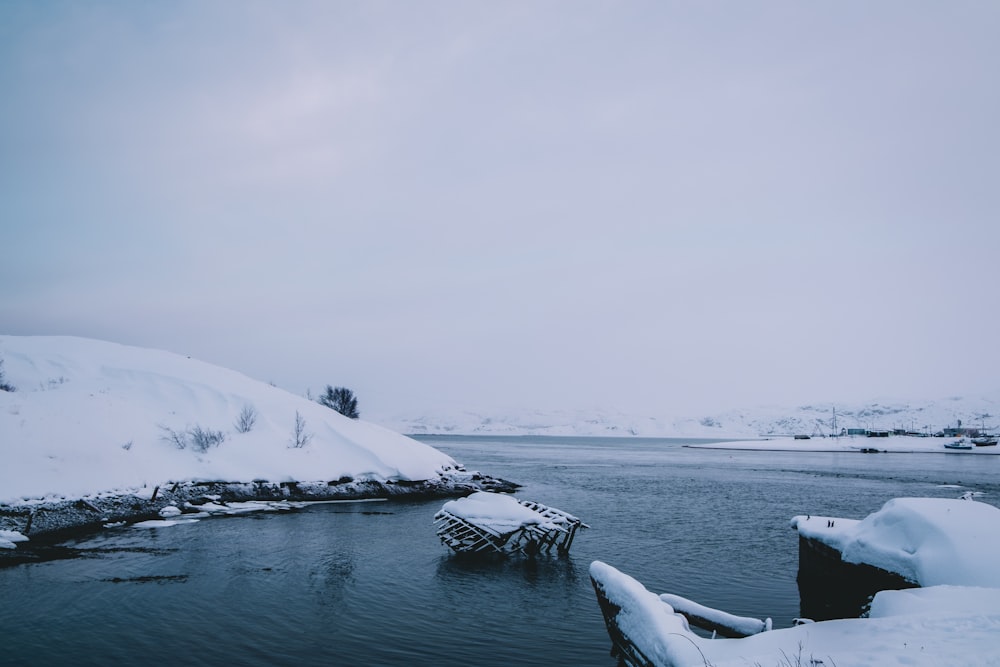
[234, 404, 258, 433]
[290, 411, 312, 448]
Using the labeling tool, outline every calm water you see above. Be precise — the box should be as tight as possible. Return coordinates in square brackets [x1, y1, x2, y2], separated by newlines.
[3, 436, 998, 667]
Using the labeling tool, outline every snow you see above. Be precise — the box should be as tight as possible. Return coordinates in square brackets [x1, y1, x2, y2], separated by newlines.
[0, 530, 29, 549]
[131, 518, 201, 528]
[592, 559, 1000, 667]
[868, 585, 1000, 618]
[6, 335, 1000, 664]
[594, 497, 1000, 666]
[0, 335, 462, 505]
[658, 593, 770, 637]
[590, 560, 703, 667]
[792, 498, 1000, 588]
[438, 491, 557, 534]
[375, 394, 1000, 439]
[122, 498, 355, 529]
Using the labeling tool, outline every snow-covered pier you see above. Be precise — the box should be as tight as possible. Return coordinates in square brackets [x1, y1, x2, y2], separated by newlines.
[434, 491, 585, 556]
[590, 497, 1000, 667]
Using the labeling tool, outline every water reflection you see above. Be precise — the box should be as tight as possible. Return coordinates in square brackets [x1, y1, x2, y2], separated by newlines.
[308, 551, 356, 604]
[435, 551, 582, 589]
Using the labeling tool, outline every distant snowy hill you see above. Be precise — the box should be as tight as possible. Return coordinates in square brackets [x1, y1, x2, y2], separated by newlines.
[373, 394, 1000, 439]
[0, 336, 460, 504]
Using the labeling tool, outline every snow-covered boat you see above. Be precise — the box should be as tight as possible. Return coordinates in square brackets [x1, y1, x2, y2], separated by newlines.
[589, 498, 1000, 667]
[433, 491, 586, 556]
[971, 435, 998, 446]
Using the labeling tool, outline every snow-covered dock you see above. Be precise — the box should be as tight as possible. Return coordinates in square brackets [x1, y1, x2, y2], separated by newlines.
[434, 491, 585, 556]
[590, 497, 1000, 667]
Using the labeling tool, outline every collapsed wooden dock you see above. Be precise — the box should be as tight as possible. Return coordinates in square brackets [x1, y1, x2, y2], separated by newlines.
[434, 491, 586, 556]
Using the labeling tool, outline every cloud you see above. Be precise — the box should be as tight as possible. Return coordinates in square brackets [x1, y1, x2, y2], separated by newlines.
[2, 1, 999, 418]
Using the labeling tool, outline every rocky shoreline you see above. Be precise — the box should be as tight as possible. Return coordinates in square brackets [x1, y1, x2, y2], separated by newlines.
[0, 471, 518, 558]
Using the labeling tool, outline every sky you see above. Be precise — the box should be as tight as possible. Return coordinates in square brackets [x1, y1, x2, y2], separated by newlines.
[2, 1, 999, 420]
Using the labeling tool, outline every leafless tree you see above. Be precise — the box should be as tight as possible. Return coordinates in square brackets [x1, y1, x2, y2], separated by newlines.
[290, 411, 312, 448]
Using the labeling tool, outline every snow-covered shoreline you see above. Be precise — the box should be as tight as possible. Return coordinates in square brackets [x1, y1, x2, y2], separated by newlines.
[0, 473, 516, 551]
[0, 335, 517, 545]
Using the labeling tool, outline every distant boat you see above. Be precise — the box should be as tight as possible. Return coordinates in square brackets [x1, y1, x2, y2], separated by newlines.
[944, 439, 973, 450]
[972, 436, 998, 447]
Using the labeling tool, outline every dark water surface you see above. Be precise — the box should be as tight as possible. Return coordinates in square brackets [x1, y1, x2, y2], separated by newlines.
[3, 436, 998, 666]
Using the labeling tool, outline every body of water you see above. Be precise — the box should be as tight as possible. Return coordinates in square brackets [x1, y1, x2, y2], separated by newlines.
[3, 436, 998, 666]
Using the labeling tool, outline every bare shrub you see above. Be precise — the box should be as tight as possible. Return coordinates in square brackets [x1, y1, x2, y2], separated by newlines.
[42, 376, 67, 390]
[234, 404, 258, 433]
[188, 425, 225, 452]
[290, 411, 311, 448]
[159, 425, 188, 449]
[0, 358, 14, 392]
[158, 424, 226, 452]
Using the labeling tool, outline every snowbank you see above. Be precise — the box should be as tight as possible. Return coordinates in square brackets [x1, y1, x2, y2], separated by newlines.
[0, 335, 485, 506]
[0, 530, 29, 549]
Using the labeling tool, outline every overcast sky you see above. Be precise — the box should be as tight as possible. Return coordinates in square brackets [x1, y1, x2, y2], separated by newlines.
[2, 1, 998, 419]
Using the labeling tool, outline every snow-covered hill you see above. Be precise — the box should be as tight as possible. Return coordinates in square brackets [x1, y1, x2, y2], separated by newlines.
[0, 336, 465, 505]
[374, 394, 1000, 439]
